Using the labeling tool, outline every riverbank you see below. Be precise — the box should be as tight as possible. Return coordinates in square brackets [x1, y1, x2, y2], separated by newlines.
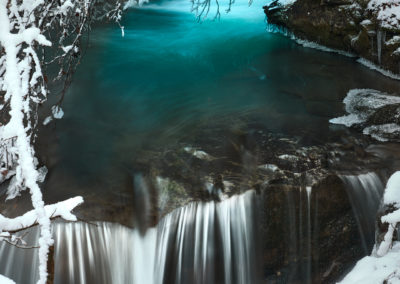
[264, 0, 400, 75]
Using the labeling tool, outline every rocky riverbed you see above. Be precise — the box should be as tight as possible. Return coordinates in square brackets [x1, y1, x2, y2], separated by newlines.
[37, 118, 399, 283]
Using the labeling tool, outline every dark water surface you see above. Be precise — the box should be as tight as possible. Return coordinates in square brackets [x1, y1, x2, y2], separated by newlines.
[2, 1, 400, 283]
[34, 0, 400, 216]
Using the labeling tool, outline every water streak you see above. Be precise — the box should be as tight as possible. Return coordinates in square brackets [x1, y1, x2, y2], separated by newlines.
[340, 172, 384, 254]
[0, 190, 259, 284]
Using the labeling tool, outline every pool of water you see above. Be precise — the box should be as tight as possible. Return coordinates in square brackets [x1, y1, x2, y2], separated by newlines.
[31, 0, 400, 220]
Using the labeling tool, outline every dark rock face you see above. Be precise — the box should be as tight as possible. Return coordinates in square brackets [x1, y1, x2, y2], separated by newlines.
[264, 0, 400, 75]
[330, 89, 400, 142]
[92, 124, 392, 283]
[18, 121, 398, 283]
[261, 175, 364, 283]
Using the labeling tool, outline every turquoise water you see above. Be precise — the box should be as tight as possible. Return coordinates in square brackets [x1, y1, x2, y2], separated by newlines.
[40, 0, 399, 210]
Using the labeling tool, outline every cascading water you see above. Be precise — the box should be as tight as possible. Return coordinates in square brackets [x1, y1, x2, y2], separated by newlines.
[339, 172, 384, 254]
[0, 190, 260, 284]
[377, 30, 383, 65]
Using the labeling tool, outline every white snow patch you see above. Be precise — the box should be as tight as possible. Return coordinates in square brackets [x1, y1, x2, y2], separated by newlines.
[258, 164, 279, 172]
[44, 106, 64, 125]
[0, 196, 83, 233]
[124, 0, 149, 9]
[377, 171, 400, 256]
[42, 116, 53, 126]
[278, 154, 298, 161]
[386, 35, 400, 46]
[360, 19, 372, 26]
[357, 58, 400, 81]
[368, 0, 400, 30]
[278, 0, 297, 6]
[383, 171, 400, 206]
[37, 166, 48, 183]
[61, 45, 73, 53]
[363, 123, 400, 142]
[51, 105, 64, 119]
[293, 37, 356, 57]
[184, 147, 213, 161]
[329, 113, 365, 127]
[339, 242, 400, 283]
[0, 275, 15, 284]
[330, 89, 400, 127]
[341, 172, 400, 282]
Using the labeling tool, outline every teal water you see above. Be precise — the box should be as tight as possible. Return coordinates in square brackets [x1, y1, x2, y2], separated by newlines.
[39, 0, 399, 213]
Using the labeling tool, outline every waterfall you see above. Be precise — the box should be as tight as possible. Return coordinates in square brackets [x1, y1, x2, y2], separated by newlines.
[377, 30, 383, 65]
[282, 186, 315, 283]
[0, 190, 259, 284]
[306, 186, 312, 284]
[339, 172, 384, 254]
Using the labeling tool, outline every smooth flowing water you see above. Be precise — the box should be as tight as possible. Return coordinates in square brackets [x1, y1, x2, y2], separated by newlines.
[340, 172, 385, 254]
[0, 191, 259, 284]
[2, 0, 400, 283]
[34, 0, 400, 211]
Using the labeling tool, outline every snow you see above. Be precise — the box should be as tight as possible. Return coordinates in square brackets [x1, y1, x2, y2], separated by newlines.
[330, 113, 364, 127]
[339, 242, 400, 283]
[277, 0, 297, 6]
[258, 164, 279, 172]
[357, 58, 400, 81]
[383, 171, 400, 206]
[61, 45, 73, 53]
[0, 275, 15, 284]
[51, 106, 64, 119]
[340, 172, 400, 282]
[0, 0, 84, 280]
[363, 123, 400, 142]
[360, 19, 372, 26]
[331, 89, 400, 141]
[0, 196, 83, 234]
[368, 0, 400, 30]
[386, 36, 400, 45]
[330, 89, 400, 127]
[124, 0, 149, 9]
[42, 116, 53, 126]
[43, 106, 64, 126]
[184, 147, 213, 160]
[293, 37, 356, 58]
[278, 154, 298, 161]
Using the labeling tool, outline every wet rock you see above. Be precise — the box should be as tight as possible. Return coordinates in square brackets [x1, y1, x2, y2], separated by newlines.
[41, 121, 400, 283]
[260, 174, 363, 283]
[264, 0, 400, 74]
[331, 88, 400, 142]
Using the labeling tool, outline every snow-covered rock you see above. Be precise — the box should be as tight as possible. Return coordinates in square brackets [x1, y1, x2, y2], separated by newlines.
[330, 89, 400, 141]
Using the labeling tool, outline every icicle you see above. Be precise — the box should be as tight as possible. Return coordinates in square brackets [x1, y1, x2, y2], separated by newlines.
[377, 29, 383, 64]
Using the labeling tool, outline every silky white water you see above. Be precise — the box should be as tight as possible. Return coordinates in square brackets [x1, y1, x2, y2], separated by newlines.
[0, 190, 259, 284]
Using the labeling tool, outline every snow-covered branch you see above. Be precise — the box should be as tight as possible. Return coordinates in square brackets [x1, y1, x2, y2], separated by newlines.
[0, 0, 125, 282]
[0, 196, 83, 234]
